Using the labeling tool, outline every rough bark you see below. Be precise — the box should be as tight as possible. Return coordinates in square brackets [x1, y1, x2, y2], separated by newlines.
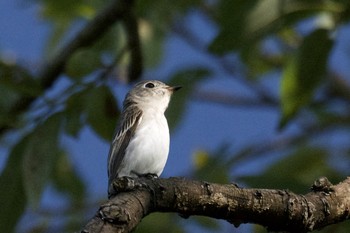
[81, 176, 350, 233]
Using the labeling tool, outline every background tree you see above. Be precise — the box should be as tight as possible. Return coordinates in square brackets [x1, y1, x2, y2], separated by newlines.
[1, 0, 350, 232]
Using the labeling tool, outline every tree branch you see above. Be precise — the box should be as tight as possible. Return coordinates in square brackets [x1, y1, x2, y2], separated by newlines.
[39, 0, 135, 86]
[81, 177, 350, 233]
[0, 0, 137, 135]
[121, 7, 143, 82]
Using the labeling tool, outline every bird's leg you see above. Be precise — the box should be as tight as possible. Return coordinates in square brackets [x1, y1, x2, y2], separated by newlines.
[135, 173, 159, 205]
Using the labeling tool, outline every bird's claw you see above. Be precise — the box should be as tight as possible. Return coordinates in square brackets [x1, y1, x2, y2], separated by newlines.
[109, 176, 138, 198]
[142, 173, 159, 179]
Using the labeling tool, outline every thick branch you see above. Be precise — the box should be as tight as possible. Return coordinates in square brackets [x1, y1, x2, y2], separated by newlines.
[81, 177, 350, 233]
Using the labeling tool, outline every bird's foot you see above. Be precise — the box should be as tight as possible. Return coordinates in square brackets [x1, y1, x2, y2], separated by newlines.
[311, 177, 334, 193]
[131, 170, 158, 179]
[108, 174, 159, 198]
[141, 173, 159, 179]
[109, 176, 143, 198]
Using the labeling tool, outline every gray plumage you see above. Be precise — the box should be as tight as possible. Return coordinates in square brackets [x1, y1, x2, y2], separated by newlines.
[107, 80, 181, 195]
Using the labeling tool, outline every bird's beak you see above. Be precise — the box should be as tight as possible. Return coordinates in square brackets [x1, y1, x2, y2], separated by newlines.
[167, 85, 182, 92]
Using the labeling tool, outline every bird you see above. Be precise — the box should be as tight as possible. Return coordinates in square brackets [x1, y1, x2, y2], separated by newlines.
[107, 80, 181, 196]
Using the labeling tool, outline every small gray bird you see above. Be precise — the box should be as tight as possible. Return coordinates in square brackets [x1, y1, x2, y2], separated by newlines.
[107, 80, 181, 195]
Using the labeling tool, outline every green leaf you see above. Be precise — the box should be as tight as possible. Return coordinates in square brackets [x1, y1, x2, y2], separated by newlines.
[192, 145, 231, 183]
[167, 68, 210, 129]
[0, 62, 43, 130]
[66, 49, 103, 78]
[64, 89, 89, 137]
[241, 42, 273, 79]
[0, 62, 42, 113]
[209, 0, 338, 55]
[136, 213, 184, 233]
[63, 85, 120, 139]
[140, 21, 165, 68]
[42, 1, 90, 58]
[208, 0, 259, 54]
[86, 85, 119, 141]
[279, 29, 333, 128]
[0, 138, 28, 233]
[65, 25, 122, 78]
[22, 114, 61, 208]
[241, 146, 342, 193]
[51, 150, 85, 205]
[191, 216, 221, 231]
[0, 63, 42, 97]
[317, 221, 350, 233]
[41, 0, 84, 20]
[136, 0, 206, 68]
[64, 106, 84, 138]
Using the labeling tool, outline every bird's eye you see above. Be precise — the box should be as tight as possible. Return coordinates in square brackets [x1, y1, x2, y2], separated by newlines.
[145, 83, 155, 88]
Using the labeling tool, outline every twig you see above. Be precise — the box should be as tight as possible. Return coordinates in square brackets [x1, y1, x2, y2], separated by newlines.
[171, 19, 278, 105]
[39, 0, 135, 86]
[0, 0, 135, 135]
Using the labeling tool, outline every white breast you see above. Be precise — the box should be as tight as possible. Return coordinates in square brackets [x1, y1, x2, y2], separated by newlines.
[118, 111, 170, 177]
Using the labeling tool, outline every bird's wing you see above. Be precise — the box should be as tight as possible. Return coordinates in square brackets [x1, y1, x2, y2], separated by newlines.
[107, 105, 143, 186]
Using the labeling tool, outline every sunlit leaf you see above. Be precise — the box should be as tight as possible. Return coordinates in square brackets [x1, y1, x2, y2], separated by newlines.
[209, 0, 339, 55]
[279, 28, 333, 128]
[86, 85, 119, 141]
[192, 145, 231, 184]
[253, 224, 269, 233]
[139, 20, 164, 68]
[0, 138, 28, 233]
[22, 114, 61, 208]
[167, 68, 210, 129]
[193, 149, 210, 169]
[41, 0, 84, 20]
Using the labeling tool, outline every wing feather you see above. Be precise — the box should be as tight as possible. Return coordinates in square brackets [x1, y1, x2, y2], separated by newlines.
[107, 105, 142, 186]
